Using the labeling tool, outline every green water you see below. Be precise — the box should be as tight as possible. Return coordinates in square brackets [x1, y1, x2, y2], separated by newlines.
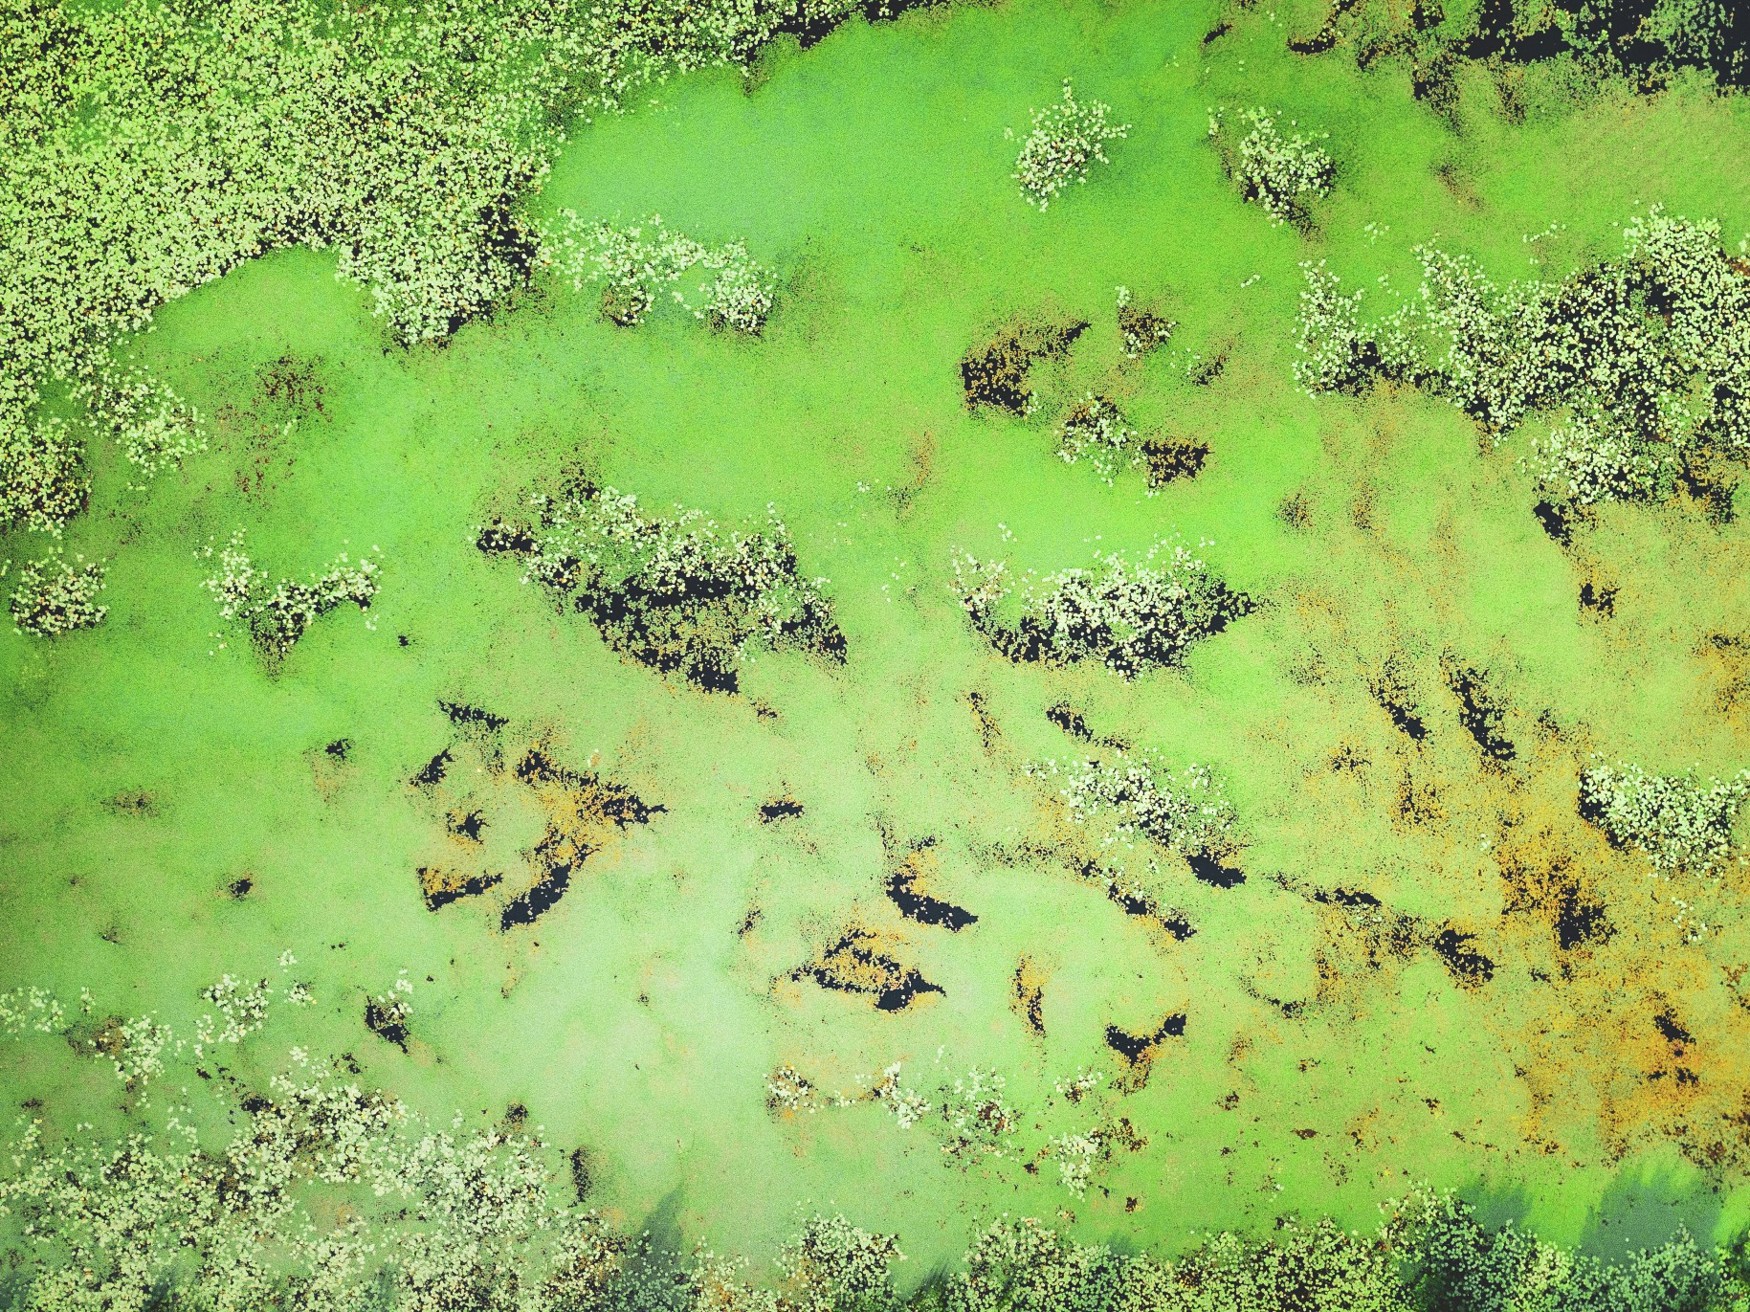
[5, 0, 1750, 1278]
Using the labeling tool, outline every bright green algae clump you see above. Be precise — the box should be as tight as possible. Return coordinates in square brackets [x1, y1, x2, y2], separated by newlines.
[5, 0, 1750, 1306]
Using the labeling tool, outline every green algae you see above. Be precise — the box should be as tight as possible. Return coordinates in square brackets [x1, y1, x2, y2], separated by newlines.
[4, 0, 1750, 1299]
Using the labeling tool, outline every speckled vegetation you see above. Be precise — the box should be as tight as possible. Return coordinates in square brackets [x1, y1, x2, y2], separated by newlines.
[5, 0, 1750, 1304]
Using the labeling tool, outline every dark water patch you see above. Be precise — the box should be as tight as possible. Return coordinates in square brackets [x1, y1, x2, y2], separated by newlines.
[1314, 886, 1381, 909]
[1397, 768, 1443, 825]
[792, 928, 943, 1012]
[447, 810, 487, 842]
[1287, 1, 1344, 56]
[1142, 437, 1209, 488]
[1292, 874, 1423, 968]
[1046, 701, 1093, 741]
[1386, 915, 1422, 962]
[1203, 19, 1231, 44]
[776, 0, 938, 48]
[257, 352, 325, 417]
[419, 867, 502, 911]
[1278, 492, 1312, 531]
[1188, 850, 1245, 888]
[67, 1015, 129, 1061]
[737, 907, 763, 937]
[476, 522, 539, 556]
[1577, 776, 1613, 834]
[1105, 883, 1150, 918]
[1533, 499, 1571, 544]
[514, 748, 662, 827]
[476, 747, 664, 928]
[874, 974, 943, 1012]
[1189, 351, 1229, 386]
[410, 748, 451, 788]
[1432, 927, 1495, 989]
[324, 738, 352, 760]
[1654, 1010, 1694, 1047]
[1449, 0, 1750, 88]
[480, 489, 846, 695]
[1105, 1012, 1186, 1064]
[599, 280, 651, 327]
[1330, 743, 1369, 772]
[1109, 1117, 1149, 1153]
[759, 797, 803, 823]
[978, 572, 1252, 680]
[478, 191, 540, 287]
[500, 849, 571, 931]
[440, 699, 507, 732]
[1445, 661, 1516, 763]
[959, 317, 1087, 413]
[886, 867, 977, 931]
[227, 876, 253, 900]
[1679, 456, 1739, 524]
[243, 571, 375, 665]
[1555, 885, 1613, 950]
[1370, 663, 1428, 741]
[1103, 881, 1195, 940]
[364, 999, 409, 1051]
[1580, 580, 1617, 619]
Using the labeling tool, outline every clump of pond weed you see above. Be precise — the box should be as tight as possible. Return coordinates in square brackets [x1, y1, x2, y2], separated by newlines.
[953, 539, 1251, 678]
[478, 480, 843, 693]
[7, 548, 108, 637]
[543, 213, 776, 334]
[1011, 80, 1129, 210]
[199, 529, 381, 666]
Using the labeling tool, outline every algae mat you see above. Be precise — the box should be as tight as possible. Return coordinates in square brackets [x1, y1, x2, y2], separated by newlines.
[4, 0, 1750, 1280]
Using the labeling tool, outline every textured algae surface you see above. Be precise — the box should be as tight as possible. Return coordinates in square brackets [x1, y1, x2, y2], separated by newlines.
[4, 0, 1750, 1295]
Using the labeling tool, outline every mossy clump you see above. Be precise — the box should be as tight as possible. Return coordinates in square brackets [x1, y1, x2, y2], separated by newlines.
[543, 213, 776, 334]
[1213, 106, 1335, 226]
[87, 363, 205, 488]
[1290, 0, 1750, 98]
[8, 549, 107, 637]
[1296, 211, 1750, 524]
[1011, 80, 1129, 210]
[777, 1215, 905, 1312]
[1055, 394, 1140, 484]
[1035, 749, 1243, 910]
[1579, 759, 1750, 876]
[0, 421, 86, 538]
[0, 973, 1743, 1312]
[1114, 285, 1175, 359]
[953, 540, 1251, 678]
[199, 531, 380, 666]
[0, 0, 875, 565]
[478, 481, 844, 693]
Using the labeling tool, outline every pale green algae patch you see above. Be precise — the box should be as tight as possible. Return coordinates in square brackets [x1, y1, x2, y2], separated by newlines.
[4, 0, 1750, 1289]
